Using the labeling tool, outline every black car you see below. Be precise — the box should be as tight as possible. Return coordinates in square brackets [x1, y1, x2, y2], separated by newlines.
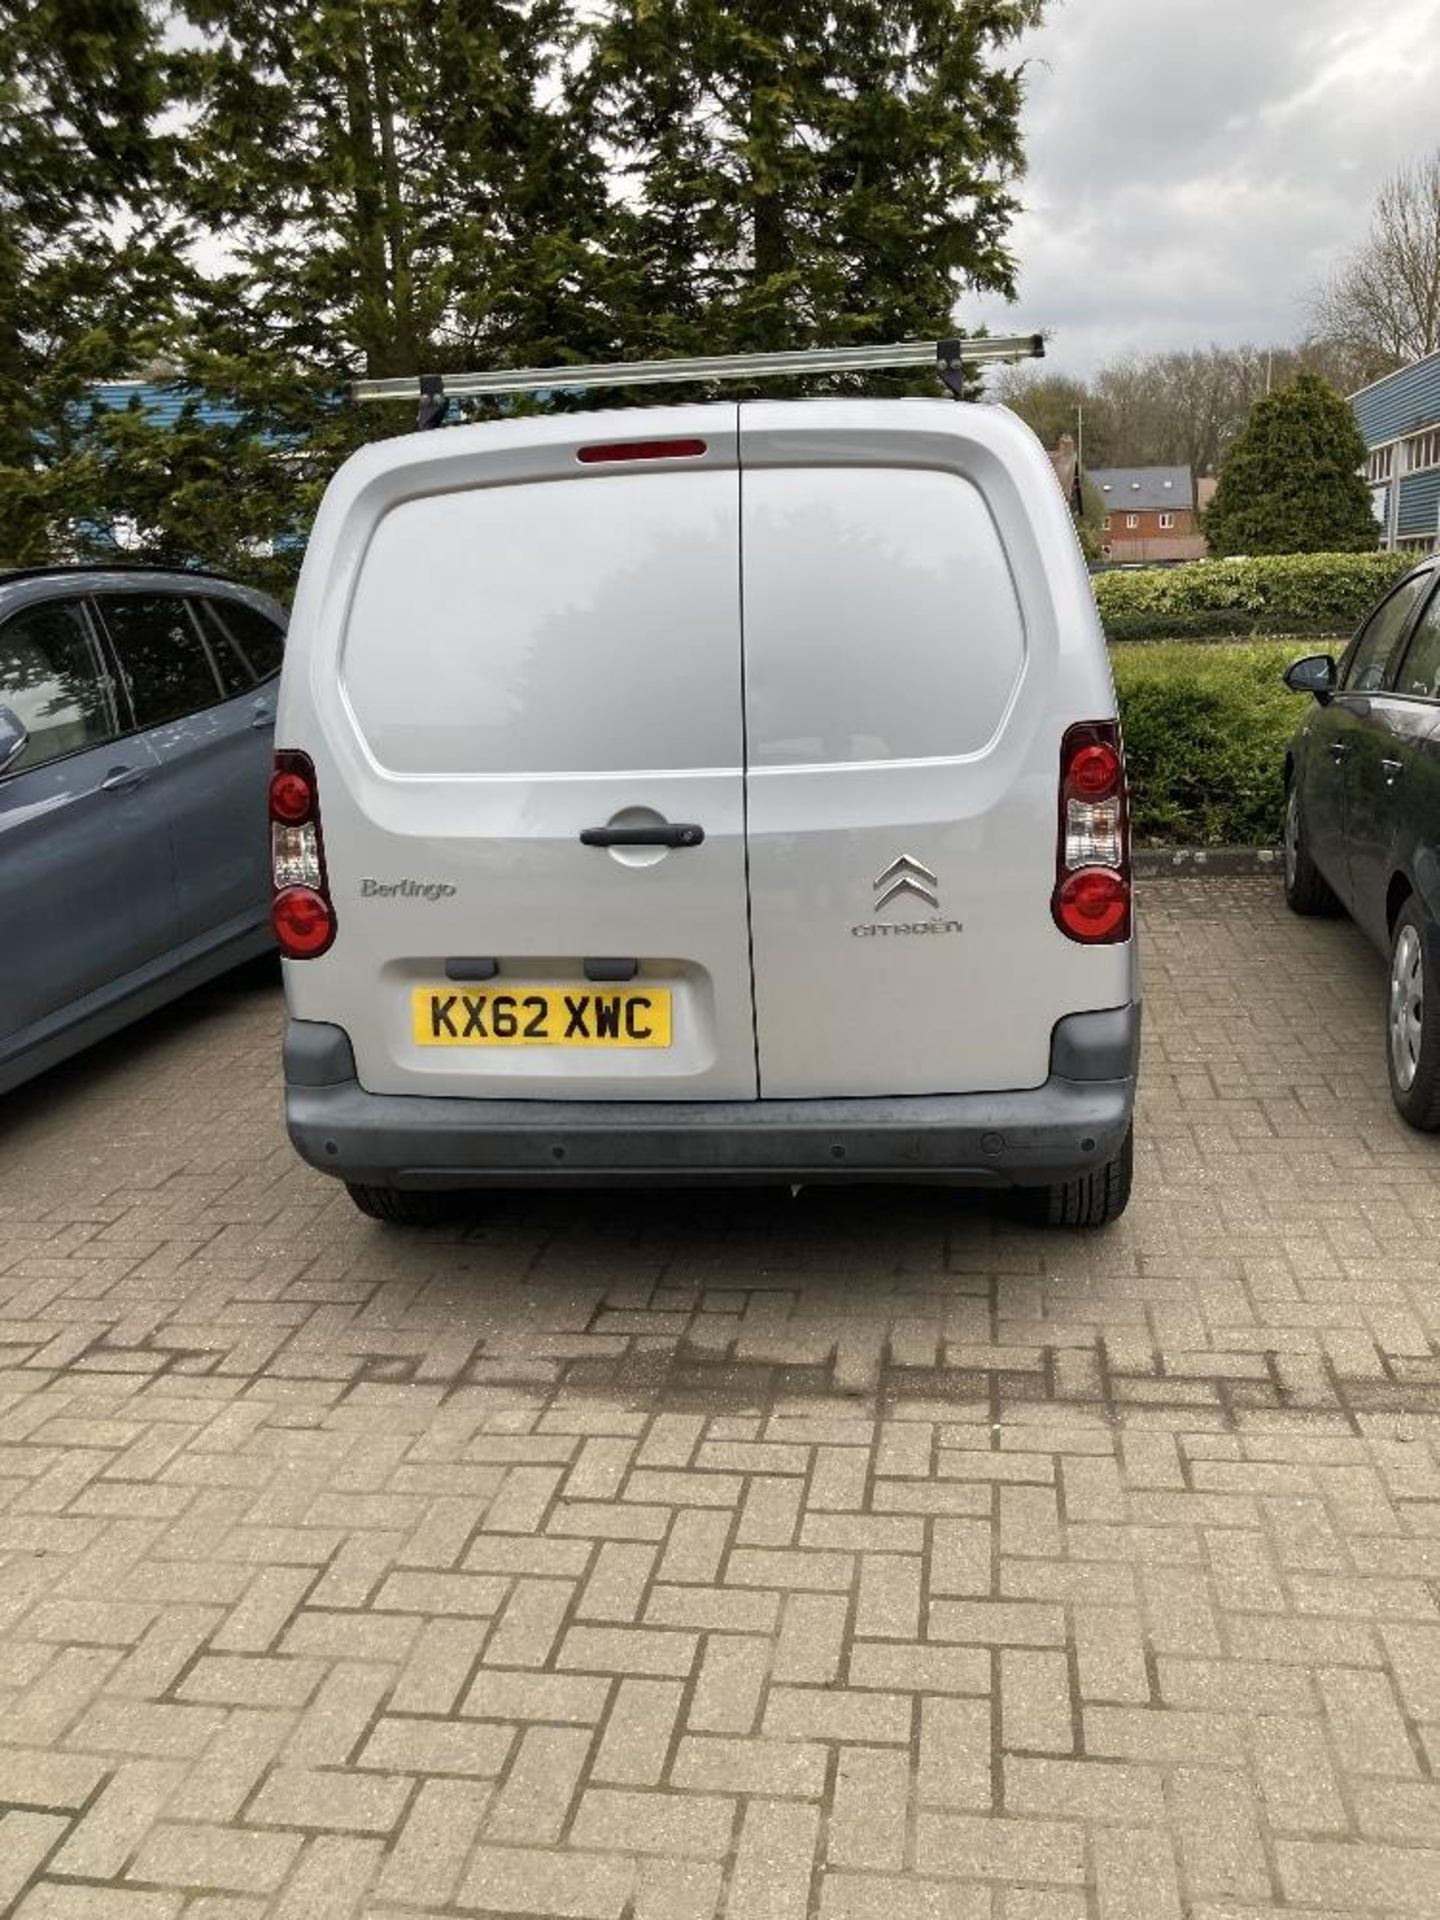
[1283, 560, 1440, 1128]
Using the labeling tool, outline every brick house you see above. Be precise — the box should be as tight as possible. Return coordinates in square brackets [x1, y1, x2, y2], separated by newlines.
[1089, 466, 1207, 564]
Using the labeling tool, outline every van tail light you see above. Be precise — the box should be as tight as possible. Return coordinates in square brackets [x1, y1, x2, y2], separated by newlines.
[1053, 720, 1131, 944]
[270, 749, 335, 958]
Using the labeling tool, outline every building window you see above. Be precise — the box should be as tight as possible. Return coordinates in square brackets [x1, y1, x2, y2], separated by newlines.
[1125, 514, 1139, 529]
[1101, 516, 1111, 531]
[1101, 544, 1112, 558]
[1158, 512, 1175, 530]
[1404, 429, 1440, 474]
[1367, 444, 1396, 484]
[1397, 532, 1439, 553]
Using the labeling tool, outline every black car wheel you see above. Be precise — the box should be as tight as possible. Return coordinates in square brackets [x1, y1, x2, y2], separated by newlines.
[1387, 899, 1440, 1131]
[345, 1183, 462, 1226]
[1019, 1126, 1133, 1229]
[1283, 780, 1340, 916]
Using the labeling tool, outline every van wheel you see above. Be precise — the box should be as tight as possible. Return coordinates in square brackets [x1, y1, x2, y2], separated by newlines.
[344, 1183, 461, 1226]
[1387, 900, 1440, 1131]
[1020, 1127, 1133, 1229]
[1284, 781, 1339, 915]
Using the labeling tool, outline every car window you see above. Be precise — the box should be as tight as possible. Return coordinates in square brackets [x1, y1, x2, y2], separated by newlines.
[1390, 584, 1440, 701]
[98, 594, 225, 727]
[1340, 575, 1430, 693]
[194, 603, 253, 698]
[201, 598, 285, 684]
[0, 600, 116, 773]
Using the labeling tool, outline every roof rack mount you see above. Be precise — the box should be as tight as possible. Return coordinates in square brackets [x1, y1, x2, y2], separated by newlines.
[351, 334, 1046, 429]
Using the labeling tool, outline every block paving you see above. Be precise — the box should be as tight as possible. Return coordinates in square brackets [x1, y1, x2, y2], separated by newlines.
[0, 876, 1438, 1915]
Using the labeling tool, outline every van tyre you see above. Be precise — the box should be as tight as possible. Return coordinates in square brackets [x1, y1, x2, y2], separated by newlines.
[344, 1183, 460, 1226]
[1284, 781, 1339, 915]
[1387, 900, 1440, 1132]
[1021, 1126, 1133, 1228]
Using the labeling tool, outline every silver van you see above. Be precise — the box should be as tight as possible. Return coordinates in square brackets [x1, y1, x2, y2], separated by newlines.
[275, 385, 1139, 1226]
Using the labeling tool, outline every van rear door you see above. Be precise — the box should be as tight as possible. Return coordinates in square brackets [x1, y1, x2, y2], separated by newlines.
[739, 401, 1125, 1099]
[302, 408, 757, 1099]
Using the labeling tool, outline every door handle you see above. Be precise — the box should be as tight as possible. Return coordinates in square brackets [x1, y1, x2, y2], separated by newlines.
[1381, 757, 1405, 783]
[580, 823, 705, 849]
[1326, 741, 1351, 762]
[99, 765, 149, 794]
[251, 702, 275, 731]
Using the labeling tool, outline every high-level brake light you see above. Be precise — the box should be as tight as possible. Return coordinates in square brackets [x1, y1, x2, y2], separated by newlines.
[577, 438, 707, 464]
[1053, 721, 1131, 945]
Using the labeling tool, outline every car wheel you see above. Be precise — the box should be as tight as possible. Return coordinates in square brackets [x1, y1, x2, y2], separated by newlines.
[1019, 1126, 1133, 1229]
[1387, 900, 1440, 1131]
[344, 1183, 462, 1226]
[1283, 780, 1340, 915]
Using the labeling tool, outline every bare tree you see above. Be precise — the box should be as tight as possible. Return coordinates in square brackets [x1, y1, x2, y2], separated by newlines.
[987, 366, 1118, 467]
[1309, 150, 1440, 377]
[1290, 334, 1391, 397]
[993, 341, 1372, 479]
[1092, 348, 1265, 477]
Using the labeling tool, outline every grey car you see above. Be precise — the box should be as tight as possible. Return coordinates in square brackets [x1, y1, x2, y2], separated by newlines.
[0, 566, 287, 1094]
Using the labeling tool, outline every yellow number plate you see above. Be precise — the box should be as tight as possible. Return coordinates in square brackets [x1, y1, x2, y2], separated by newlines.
[412, 985, 671, 1048]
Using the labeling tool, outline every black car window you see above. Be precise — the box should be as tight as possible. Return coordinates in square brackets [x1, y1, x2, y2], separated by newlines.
[1392, 584, 1440, 701]
[1340, 575, 1430, 694]
[98, 594, 225, 728]
[201, 597, 285, 684]
[194, 602, 252, 699]
[0, 600, 116, 773]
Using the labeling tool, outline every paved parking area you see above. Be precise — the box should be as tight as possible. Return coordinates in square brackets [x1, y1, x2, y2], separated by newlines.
[2, 875, 1439, 1918]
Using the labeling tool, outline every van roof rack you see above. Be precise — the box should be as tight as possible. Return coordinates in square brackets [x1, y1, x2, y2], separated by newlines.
[351, 334, 1046, 431]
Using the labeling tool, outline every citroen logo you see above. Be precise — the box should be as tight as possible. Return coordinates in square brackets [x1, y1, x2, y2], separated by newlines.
[873, 854, 939, 913]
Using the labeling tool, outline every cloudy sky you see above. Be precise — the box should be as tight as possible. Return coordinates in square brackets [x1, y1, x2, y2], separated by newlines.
[973, 0, 1439, 378]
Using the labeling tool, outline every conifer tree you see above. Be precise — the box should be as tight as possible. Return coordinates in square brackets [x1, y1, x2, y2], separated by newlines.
[171, 0, 617, 382]
[1205, 375, 1379, 556]
[107, 0, 624, 583]
[9, 1, 1051, 581]
[0, 0, 170, 564]
[587, 0, 1044, 373]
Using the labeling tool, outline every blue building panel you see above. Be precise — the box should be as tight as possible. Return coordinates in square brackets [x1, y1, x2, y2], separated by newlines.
[1350, 354, 1440, 550]
[1398, 467, 1440, 540]
[91, 381, 244, 430]
[1352, 352, 1440, 446]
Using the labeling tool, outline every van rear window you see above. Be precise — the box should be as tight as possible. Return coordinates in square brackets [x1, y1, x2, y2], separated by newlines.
[742, 466, 1026, 766]
[341, 470, 742, 777]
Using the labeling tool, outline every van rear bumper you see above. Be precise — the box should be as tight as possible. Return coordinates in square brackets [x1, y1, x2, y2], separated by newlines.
[283, 1006, 1139, 1191]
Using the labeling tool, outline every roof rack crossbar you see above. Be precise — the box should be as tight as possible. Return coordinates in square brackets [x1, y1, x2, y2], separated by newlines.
[350, 334, 1045, 413]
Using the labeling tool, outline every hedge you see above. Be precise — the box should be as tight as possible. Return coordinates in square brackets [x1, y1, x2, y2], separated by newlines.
[1103, 607, 1351, 644]
[1094, 550, 1412, 642]
[1114, 640, 1304, 847]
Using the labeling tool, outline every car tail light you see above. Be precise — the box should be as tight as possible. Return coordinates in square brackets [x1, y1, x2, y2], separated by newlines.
[270, 749, 335, 957]
[1053, 720, 1131, 944]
